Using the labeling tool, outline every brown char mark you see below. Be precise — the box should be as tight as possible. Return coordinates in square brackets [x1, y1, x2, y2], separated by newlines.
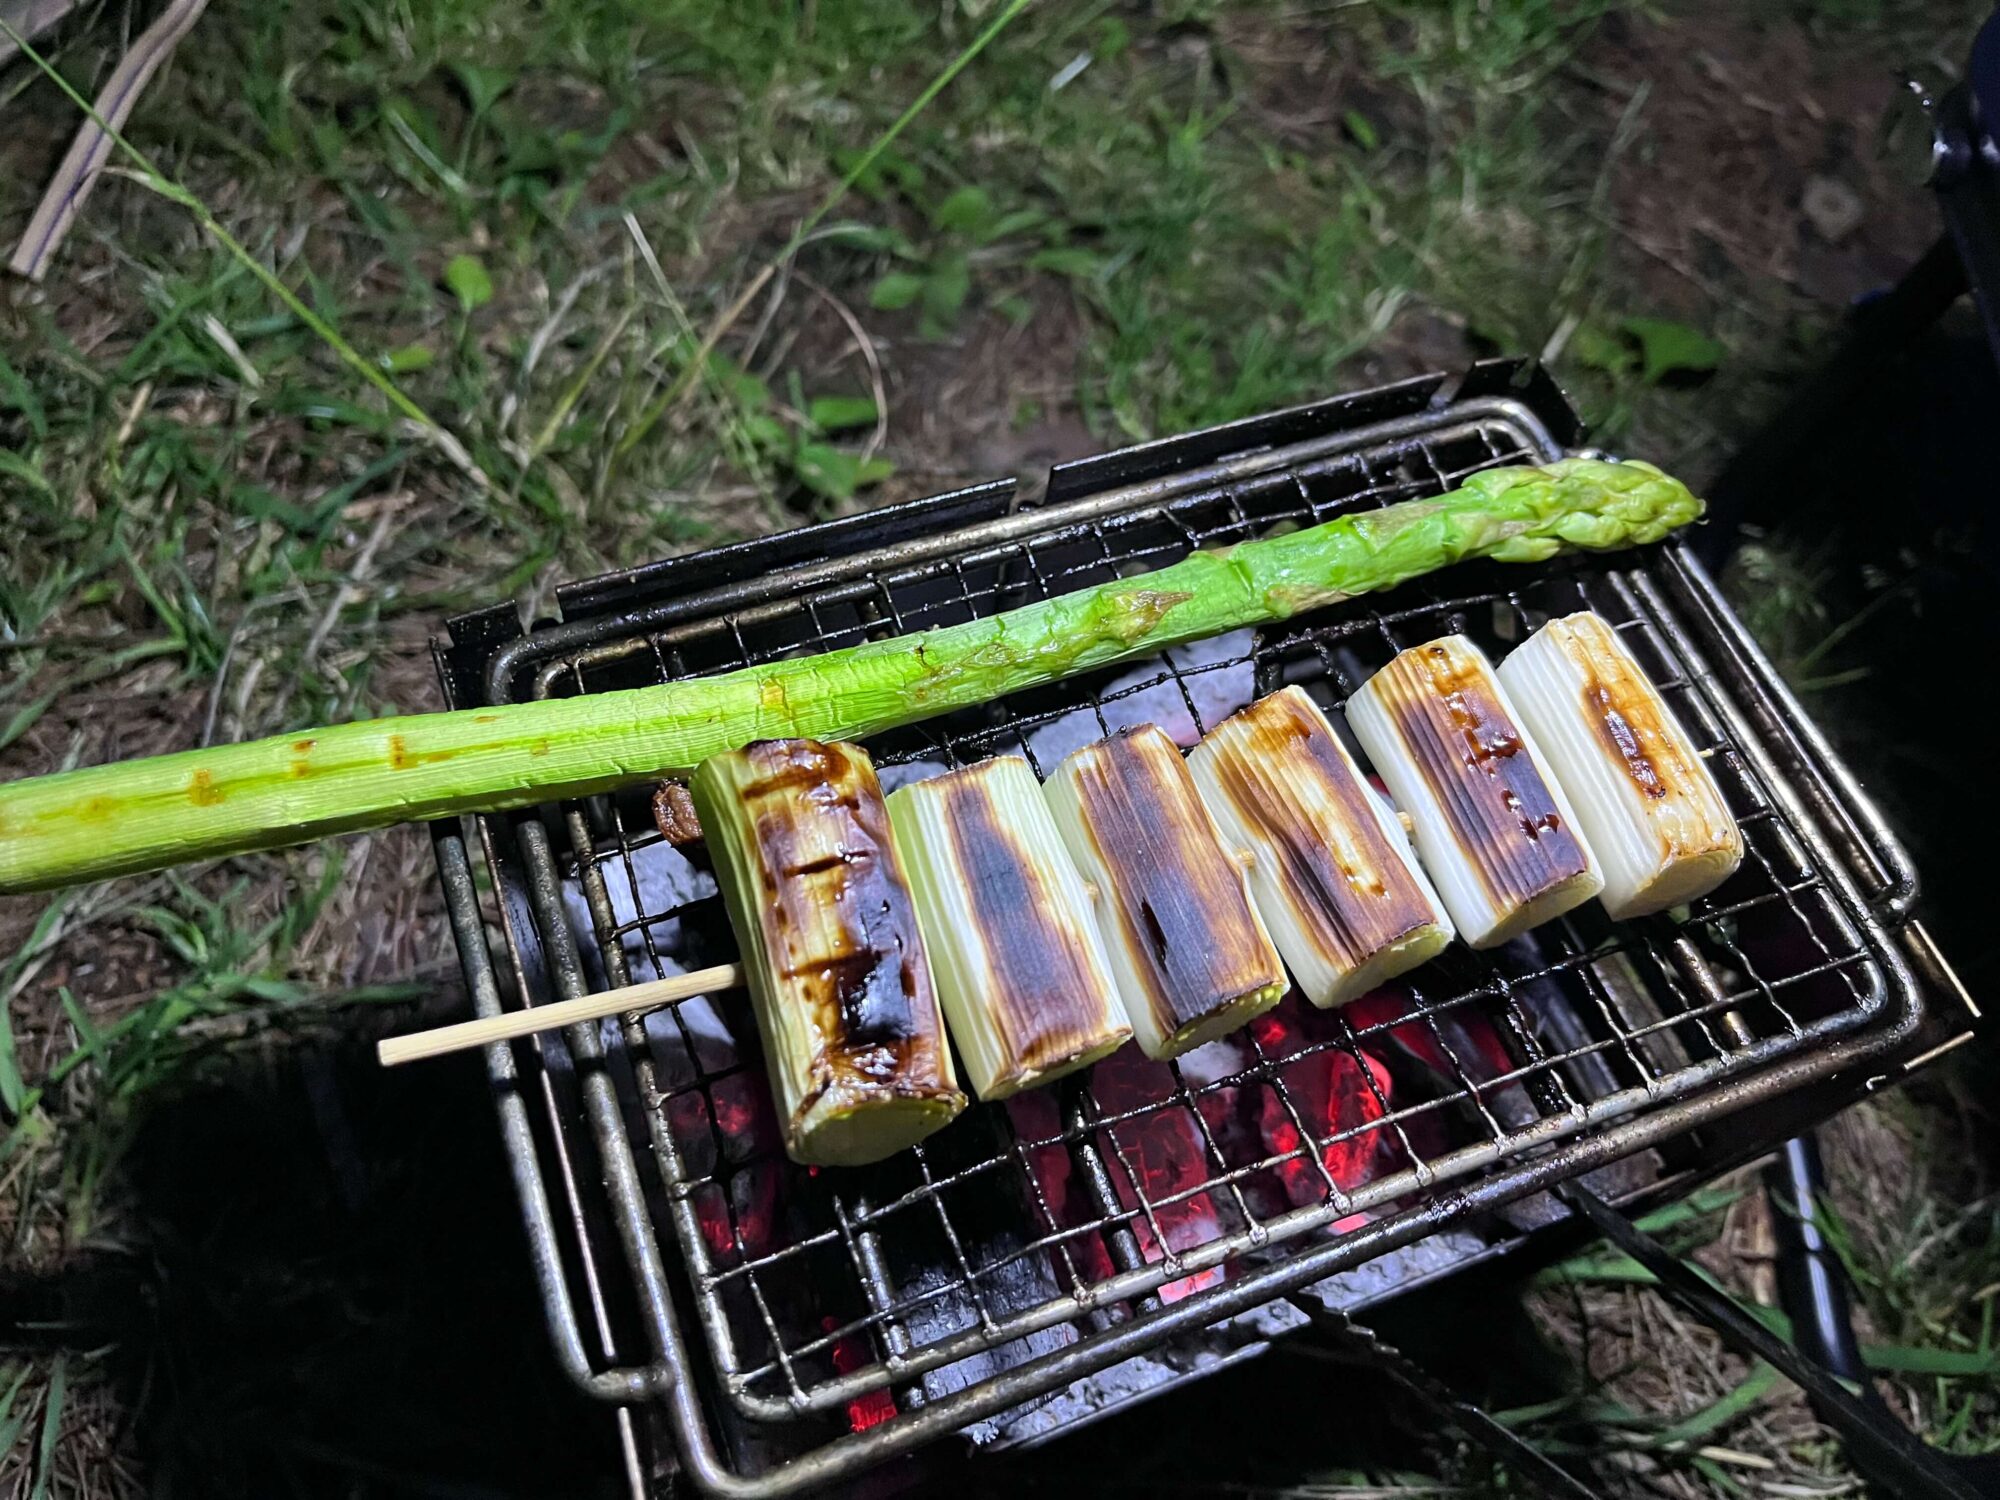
[939, 776, 1105, 1072]
[739, 740, 947, 1089]
[1584, 673, 1670, 800]
[1215, 695, 1433, 967]
[1564, 617, 1732, 858]
[1386, 644, 1587, 908]
[1080, 730, 1273, 1031]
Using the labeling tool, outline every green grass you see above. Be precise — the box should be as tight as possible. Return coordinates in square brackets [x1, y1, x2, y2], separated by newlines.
[5, 0, 2000, 1490]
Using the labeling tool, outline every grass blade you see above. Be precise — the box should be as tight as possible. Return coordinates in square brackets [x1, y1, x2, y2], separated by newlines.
[1647, 1362, 1782, 1449]
[0, 997, 23, 1118]
[1863, 1343, 1999, 1377]
[0, 1363, 31, 1454]
[30, 1354, 65, 1500]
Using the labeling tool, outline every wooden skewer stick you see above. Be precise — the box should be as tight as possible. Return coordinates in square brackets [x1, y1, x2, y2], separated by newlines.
[376, 962, 746, 1067]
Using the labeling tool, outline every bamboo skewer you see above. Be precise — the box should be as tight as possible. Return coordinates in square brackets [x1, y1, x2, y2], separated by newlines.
[376, 962, 745, 1067]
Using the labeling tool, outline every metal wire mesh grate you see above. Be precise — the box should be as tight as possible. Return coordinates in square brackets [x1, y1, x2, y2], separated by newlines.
[476, 406, 1893, 1435]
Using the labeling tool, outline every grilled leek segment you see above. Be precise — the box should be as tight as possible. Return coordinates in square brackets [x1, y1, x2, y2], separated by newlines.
[1497, 612, 1742, 920]
[690, 739, 965, 1166]
[1044, 725, 1287, 1059]
[1346, 637, 1602, 949]
[886, 757, 1131, 1099]
[1188, 688, 1453, 1007]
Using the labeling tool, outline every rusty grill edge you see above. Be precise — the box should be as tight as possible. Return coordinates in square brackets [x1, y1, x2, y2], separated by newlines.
[429, 364, 1928, 1497]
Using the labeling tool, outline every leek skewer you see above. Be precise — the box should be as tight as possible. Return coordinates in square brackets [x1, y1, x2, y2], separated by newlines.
[887, 757, 1130, 1098]
[1044, 725, 1287, 1059]
[1347, 636, 1603, 949]
[0, 458, 1701, 894]
[1497, 612, 1742, 919]
[1189, 687, 1453, 1006]
[690, 738, 964, 1166]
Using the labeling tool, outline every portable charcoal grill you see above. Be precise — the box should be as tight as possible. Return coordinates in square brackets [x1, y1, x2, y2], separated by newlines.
[427, 359, 1970, 1496]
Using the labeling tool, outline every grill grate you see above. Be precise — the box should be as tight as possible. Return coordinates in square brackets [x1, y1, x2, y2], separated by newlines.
[437, 376, 1922, 1496]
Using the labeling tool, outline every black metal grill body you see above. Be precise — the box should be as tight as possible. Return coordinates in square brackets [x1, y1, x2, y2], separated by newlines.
[430, 361, 1931, 1497]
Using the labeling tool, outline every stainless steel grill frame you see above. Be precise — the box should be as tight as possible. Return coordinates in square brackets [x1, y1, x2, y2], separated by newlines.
[429, 362, 1928, 1498]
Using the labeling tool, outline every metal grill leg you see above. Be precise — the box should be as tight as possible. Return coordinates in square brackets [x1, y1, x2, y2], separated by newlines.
[1284, 1299, 1599, 1500]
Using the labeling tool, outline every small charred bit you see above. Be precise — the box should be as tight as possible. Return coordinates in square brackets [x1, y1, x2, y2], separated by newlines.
[1044, 725, 1286, 1060]
[1188, 687, 1454, 1007]
[1497, 612, 1743, 921]
[887, 757, 1130, 1100]
[1346, 636, 1602, 949]
[650, 780, 704, 846]
[690, 738, 964, 1166]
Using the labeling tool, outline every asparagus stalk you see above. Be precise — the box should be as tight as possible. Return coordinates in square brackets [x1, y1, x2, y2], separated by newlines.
[0, 458, 1701, 894]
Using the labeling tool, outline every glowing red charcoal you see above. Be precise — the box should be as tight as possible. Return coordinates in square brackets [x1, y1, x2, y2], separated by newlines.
[1344, 988, 1537, 1132]
[673, 1072, 784, 1266]
[822, 1316, 897, 1432]
[1088, 1048, 1227, 1302]
[1248, 1000, 1392, 1214]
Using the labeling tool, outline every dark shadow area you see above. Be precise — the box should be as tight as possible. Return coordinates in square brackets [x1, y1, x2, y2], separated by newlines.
[2, 1034, 630, 1498]
[1715, 303, 2000, 989]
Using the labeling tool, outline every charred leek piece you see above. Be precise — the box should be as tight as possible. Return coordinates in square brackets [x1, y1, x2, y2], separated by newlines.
[1188, 688, 1453, 1007]
[0, 459, 1703, 894]
[1045, 725, 1286, 1059]
[1346, 637, 1602, 949]
[690, 739, 965, 1166]
[886, 757, 1130, 1099]
[1497, 613, 1742, 920]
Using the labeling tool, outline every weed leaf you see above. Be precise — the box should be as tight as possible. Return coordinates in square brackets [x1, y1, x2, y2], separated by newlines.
[0, 1002, 22, 1118]
[920, 254, 970, 335]
[1620, 316, 1723, 383]
[932, 184, 994, 237]
[793, 443, 892, 501]
[444, 254, 495, 312]
[1863, 1343, 1999, 1377]
[1648, 1361, 1781, 1448]
[1030, 246, 1104, 279]
[831, 145, 923, 201]
[807, 395, 878, 433]
[450, 61, 515, 118]
[0, 349, 45, 437]
[0, 450, 56, 499]
[869, 271, 925, 311]
[381, 343, 435, 374]
[0, 1363, 32, 1455]
[0, 686, 61, 755]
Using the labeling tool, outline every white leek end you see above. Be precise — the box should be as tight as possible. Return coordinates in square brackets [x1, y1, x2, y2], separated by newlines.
[1497, 613, 1742, 920]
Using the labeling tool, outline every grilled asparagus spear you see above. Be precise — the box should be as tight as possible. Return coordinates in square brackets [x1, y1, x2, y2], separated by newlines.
[1497, 612, 1741, 920]
[1189, 687, 1453, 1006]
[1045, 725, 1287, 1059]
[0, 459, 1702, 894]
[887, 757, 1130, 1099]
[1346, 637, 1602, 948]
[691, 739, 965, 1166]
